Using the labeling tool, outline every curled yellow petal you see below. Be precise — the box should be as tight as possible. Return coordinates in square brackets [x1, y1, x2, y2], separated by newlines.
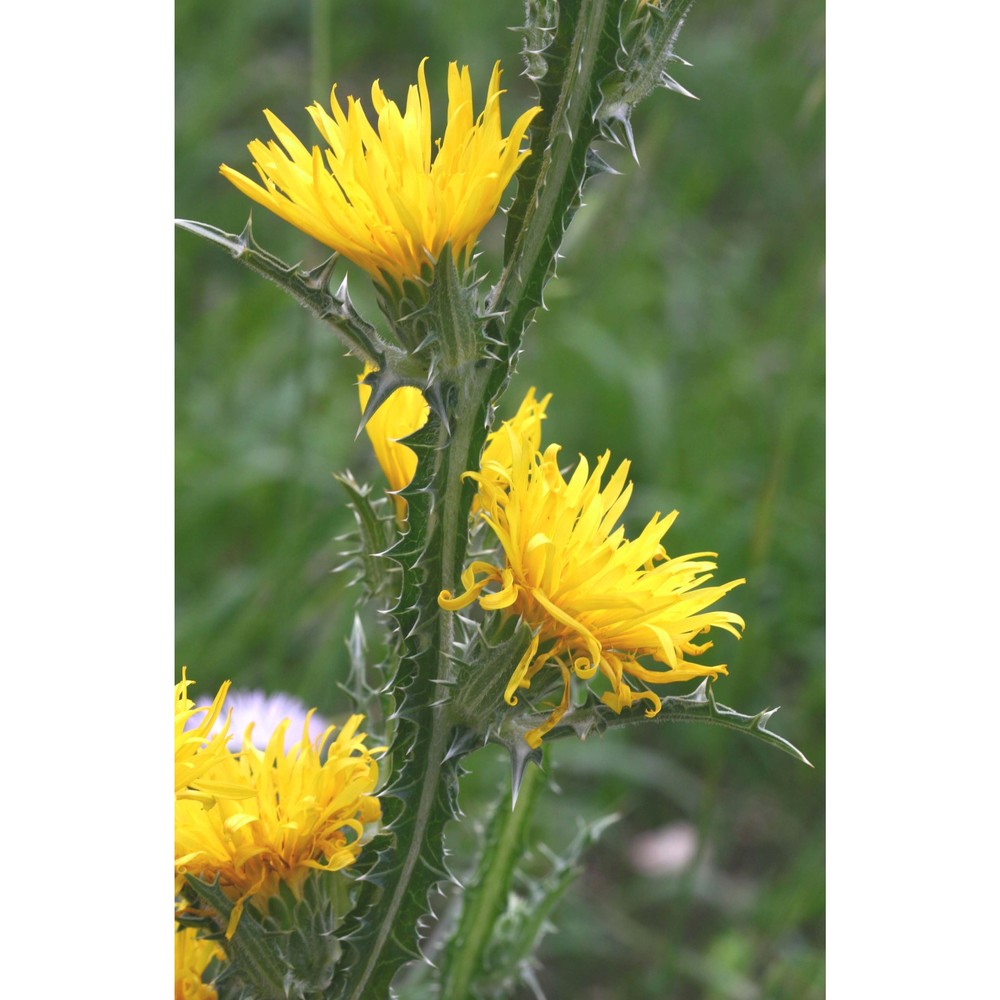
[438, 390, 745, 745]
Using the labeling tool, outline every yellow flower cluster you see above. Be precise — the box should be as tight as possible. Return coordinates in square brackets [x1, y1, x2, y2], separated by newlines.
[438, 393, 746, 747]
[475, 388, 551, 509]
[221, 59, 541, 288]
[174, 675, 383, 937]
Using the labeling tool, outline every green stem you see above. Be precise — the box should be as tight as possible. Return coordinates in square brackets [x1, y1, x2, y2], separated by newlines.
[336, 366, 494, 1000]
[440, 762, 543, 1000]
[310, 0, 333, 102]
[174, 219, 389, 366]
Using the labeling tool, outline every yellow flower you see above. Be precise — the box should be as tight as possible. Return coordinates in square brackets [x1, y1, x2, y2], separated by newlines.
[175, 925, 224, 1000]
[358, 364, 430, 522]
[439, 405, 745, 748]
[175, 679, 384, 937]
[175, 669, 248, 807]
[221, 59, 541, 288]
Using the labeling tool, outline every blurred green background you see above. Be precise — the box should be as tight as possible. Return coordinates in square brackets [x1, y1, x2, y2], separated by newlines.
[176, 1, 824, 996]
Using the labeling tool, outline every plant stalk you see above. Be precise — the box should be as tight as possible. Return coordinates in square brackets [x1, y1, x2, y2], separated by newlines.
[338, 364, 494, 999]
[440, 761, 543, 1000]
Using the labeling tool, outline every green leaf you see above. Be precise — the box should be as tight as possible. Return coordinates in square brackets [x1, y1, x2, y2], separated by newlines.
[486, 0, 700, 416]
[334, 470, 399, 604]
[175, 216, 386, 365]
[475, 812, 620, 998]
[332, 367, 498, 999]
[339, 614, 394, 744]
[495, 678, 813, 766]
[446, 612, 537, 738]
[182, 872, 355, 999]
[425, 248, 485, 374]
[598, 0, 698, 155]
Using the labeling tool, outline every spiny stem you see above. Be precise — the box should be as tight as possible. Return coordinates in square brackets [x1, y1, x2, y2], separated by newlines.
[344, 718, 452, 1000]
[490, 0, 616, 359]
[340, 366, 493, 999]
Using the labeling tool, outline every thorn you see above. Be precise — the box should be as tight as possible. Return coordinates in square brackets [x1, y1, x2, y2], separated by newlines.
[690, 677, 711, 704]
[239, 214, 254, 246]
[662, 73, 698, 101]
[619, 115, 640, 165]
[303, 252, 341, 290]
[755, 706, 779, 728]
[510, 741, 544, 809]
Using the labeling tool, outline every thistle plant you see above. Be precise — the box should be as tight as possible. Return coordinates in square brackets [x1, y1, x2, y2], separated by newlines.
[176, 2, 812, 997]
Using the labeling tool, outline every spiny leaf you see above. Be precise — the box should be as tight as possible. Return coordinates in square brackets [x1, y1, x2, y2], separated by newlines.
[425, 246, 484, 374]
[175, 216, 385, 365]
[598, 0, 698, 157]
[181, 875, 289, 999]
[445, 611, 537, 742]
[493, 0, 622, 369]
[339, 614, 395, 753]
[493, 678, 812, 766]
[332, 375, 496, 999]
[488, 0, 700, 418]
[334, 471, 399, 604]
[474, 812, 620, 999]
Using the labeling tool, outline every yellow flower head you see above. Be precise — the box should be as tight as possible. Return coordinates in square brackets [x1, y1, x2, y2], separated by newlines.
[358, 364, 430, 522]
[221, 59, 542, 287]
[439, 401, 745, 748]
[175, 925, 224, 1000]
[175, 680, 383, 937]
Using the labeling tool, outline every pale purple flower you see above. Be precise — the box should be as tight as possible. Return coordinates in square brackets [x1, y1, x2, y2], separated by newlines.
[189, 688, 329, 752]
[629, 821, 698, 876]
